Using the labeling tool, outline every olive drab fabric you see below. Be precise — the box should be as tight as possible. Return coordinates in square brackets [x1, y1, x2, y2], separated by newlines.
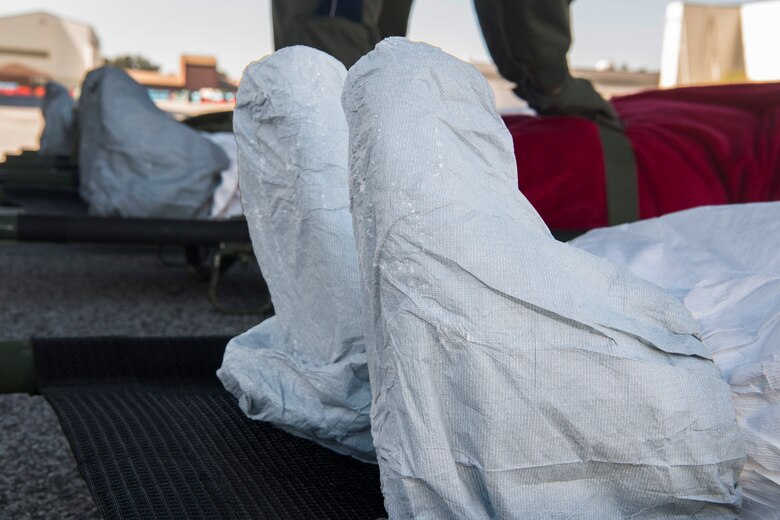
[473, 0, 616, 121]
[473, 0, 639, 224]
[272, 0, 414, 69]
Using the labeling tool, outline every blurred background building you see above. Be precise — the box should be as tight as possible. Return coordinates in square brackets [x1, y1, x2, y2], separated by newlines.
[126, 55, 238, 115]
[0, 11, 240, 157]
[0, 11, 101, 92]
[660, 0, 780, 86]
[477, 63, 660, 113]
[3, 2, 780, 157]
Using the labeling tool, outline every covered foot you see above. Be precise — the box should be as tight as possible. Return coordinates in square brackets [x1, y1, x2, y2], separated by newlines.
[218, 47, 373, 461]
[78, 66, 228, 218]
[344, 38, 744, 518]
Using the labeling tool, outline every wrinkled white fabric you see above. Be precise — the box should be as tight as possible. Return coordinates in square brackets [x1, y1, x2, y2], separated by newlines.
[344, 38, 744, 519]
[202, 131, 243, 219]
[572, 203, 780, 519]
[571, 203, 780, 299]
[78, 66, 228, 219]
[217, 47, 373, 461]
[39, 82, 76, 157]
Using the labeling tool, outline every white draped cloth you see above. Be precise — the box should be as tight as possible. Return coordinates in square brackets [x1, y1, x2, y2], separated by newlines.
[573, 202, 780, 520]
[344, 38, 744, 519]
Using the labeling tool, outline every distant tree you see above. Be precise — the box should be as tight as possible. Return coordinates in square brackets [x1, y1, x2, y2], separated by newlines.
[104, 54, 161, 72]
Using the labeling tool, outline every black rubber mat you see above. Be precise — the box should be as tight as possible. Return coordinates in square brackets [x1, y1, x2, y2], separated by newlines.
[33, 336, 386, 520]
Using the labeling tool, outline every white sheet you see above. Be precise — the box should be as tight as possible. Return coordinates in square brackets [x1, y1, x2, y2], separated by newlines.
[572, 202, 780, 519]
[39, 81, 75, 157]
[202, 132, 243, 220]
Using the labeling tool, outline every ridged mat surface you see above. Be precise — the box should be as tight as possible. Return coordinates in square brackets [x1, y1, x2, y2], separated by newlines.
[33, 336, 386, 520]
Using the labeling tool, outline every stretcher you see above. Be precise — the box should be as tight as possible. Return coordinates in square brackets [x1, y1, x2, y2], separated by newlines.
[0, 335, 387, 520]
[3, 74, 777, 519]
[0, 131, 262, 313]
[0, 109, 231, 190]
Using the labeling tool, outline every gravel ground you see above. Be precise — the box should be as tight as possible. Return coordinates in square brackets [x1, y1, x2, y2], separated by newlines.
[0, 242, 266, 519]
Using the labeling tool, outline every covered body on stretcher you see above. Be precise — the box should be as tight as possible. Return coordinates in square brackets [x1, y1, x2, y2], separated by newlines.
[508, 82, 780, 229]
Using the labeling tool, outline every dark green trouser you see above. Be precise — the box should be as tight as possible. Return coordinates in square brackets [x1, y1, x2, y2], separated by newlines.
[474, 0, 638, 224]
[473, 0, 616, 121]
[272, 0, 414, 69]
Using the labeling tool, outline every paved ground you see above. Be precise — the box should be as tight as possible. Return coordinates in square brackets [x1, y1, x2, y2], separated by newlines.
[0, 242, 265, 519]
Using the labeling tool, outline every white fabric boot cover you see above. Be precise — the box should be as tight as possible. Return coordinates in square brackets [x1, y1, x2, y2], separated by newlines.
[343, 38, 745, 519]
[202, 131, 243, 220]
[78, 66, 228, 219]
[217, 47, 373, 461]
[570, 203, 780, 519]
[39, 81, 76, 157]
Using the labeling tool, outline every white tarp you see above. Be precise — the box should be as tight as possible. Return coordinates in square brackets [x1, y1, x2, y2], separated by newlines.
[217, 47, 374, 462]
[78, 66, 228, 219]
[38, 81, 76, 157]
[572, 203, 780, 520]
[344, 38, 744, 518]
[202, 131, 243, 220]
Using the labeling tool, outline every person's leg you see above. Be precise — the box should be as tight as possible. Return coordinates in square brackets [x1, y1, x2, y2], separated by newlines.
[272, 0, 388, 68]
[343, 38, 743, 517]
[218, 47, 373, 461]
[474, 0, 639, 225]
[377, 0, 414, 38]
[473, 0, 617, 122]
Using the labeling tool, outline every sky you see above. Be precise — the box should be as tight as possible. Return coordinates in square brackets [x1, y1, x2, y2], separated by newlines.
[0, 0, 760, 78]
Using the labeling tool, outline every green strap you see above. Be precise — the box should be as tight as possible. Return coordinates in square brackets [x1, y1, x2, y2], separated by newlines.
[597, 122, 639, 225]
[0, 340, 37, 394]
[0, 214, 17, 241]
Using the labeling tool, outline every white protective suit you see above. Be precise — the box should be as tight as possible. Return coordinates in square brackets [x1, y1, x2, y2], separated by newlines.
[572, 202, 780, 520]
[78, 66, 228, 219]
[39, 81, 76, 157]
[202, 131, 243, 220]
[217, 47, 373, 462]
[343, 38, 745, 519]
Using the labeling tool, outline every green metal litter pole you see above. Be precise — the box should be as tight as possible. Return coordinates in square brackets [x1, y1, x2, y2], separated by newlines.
[0, 215, 17, 241]
[0, 168, 79, 189]
[0, 340, 37, 394]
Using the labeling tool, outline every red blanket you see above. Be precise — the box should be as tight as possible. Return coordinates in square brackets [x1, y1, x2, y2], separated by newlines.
[504, 83, 780, 229]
